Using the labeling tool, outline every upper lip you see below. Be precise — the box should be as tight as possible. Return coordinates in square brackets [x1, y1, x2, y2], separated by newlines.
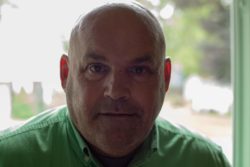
[99, 112, 137, 116]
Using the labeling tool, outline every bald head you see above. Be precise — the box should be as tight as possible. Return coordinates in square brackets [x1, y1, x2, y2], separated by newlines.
[68, 2, 165, 63]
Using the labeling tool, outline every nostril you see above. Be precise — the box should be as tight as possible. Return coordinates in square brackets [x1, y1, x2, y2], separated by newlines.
[103, 74, 130, 100]
[104, 87, 130, 101]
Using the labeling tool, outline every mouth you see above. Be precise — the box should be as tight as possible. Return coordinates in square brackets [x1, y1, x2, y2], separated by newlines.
[96, 112, 141, 129]
[99, 113, 137, 117]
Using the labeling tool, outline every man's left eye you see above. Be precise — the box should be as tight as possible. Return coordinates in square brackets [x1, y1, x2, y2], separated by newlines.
[129, 66, 151, 75]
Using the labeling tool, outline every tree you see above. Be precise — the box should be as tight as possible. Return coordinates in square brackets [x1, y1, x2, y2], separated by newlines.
[137, 0, 230, 83]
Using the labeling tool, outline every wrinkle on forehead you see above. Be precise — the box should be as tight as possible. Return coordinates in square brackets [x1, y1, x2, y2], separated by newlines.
[68, 2, 165, 67]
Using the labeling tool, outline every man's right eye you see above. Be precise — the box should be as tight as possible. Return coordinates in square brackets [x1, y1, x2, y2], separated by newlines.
[88, 63, 108, 73]
[84, 63, 109, 80]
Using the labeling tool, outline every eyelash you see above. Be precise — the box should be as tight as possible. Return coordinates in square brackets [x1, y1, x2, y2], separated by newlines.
[128, 66, 152, 75]
[87, 63, 109, 74]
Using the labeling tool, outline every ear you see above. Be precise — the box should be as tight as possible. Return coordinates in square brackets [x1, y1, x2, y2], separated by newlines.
[60, 54, 69, 90]
[164, 58, 171, 92]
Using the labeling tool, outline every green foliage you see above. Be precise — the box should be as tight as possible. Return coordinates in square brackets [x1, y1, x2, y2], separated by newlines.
[138, 0, 230, 83]
[163, 5, 212, 76]
[12, 90, 35, 120]
[62, 37, 69, 53]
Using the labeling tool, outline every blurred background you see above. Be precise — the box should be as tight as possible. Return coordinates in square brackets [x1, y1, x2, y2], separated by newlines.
[0, 0, 232, 164]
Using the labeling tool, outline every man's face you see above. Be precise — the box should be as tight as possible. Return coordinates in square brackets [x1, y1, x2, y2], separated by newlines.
[63, 9, 168, 157]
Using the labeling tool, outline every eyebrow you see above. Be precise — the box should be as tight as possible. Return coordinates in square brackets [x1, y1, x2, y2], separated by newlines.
[84, 52, 107, 61]
[131, 54, 154, 64]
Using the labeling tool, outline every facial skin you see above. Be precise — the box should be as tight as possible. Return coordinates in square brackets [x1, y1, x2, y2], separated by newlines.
[60, 3, 171, 158]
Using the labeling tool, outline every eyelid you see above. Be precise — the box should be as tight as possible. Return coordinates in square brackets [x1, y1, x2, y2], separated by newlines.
[89, 63, 109, 72]
[81, 62, 110, 81]
[129, 65, 153, 74]
[79, 62, 107, 74]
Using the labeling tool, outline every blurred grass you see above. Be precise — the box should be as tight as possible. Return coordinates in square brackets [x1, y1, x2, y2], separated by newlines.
[12, 90, 35, 120]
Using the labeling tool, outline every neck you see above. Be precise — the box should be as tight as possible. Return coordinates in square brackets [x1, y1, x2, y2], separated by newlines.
[91, 145, 140, 167]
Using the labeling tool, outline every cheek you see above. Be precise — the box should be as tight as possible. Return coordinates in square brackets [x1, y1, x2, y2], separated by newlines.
[74, 78, 103, 114]
[133, 80, 164, 119]
[67, 78, 103, 129]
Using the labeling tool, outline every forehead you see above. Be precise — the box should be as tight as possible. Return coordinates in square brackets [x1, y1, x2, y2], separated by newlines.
[73, 5, 161, 64]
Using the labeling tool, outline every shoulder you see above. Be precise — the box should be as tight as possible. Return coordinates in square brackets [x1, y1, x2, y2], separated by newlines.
[154, 117, 231, 166]
[0, 106, 84, 166]
[0, 106, 69, 161]
[0, 105, 68, 141]
[156, 117, 221, 150]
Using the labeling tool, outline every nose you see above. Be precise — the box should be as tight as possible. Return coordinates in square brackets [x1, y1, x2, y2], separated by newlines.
[104, 71, 130, 100]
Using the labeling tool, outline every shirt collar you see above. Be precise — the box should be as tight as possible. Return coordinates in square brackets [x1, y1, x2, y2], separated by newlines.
[67, 111, 86, 151]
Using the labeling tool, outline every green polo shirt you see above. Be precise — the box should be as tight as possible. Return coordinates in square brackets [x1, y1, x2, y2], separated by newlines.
[0, 106, 231, 167]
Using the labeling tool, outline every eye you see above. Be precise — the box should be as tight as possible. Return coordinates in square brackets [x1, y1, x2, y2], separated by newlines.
[88, 63, 108, 73]
[129, 66, 150, 75]
[84, 63, 109, 80]
[128, 65, 155, 82]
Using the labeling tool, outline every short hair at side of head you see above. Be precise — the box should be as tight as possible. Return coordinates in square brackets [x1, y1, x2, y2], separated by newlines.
[68, 2, 166, 64]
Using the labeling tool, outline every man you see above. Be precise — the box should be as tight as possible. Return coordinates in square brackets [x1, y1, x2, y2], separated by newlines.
[0, 2, 230, 167]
